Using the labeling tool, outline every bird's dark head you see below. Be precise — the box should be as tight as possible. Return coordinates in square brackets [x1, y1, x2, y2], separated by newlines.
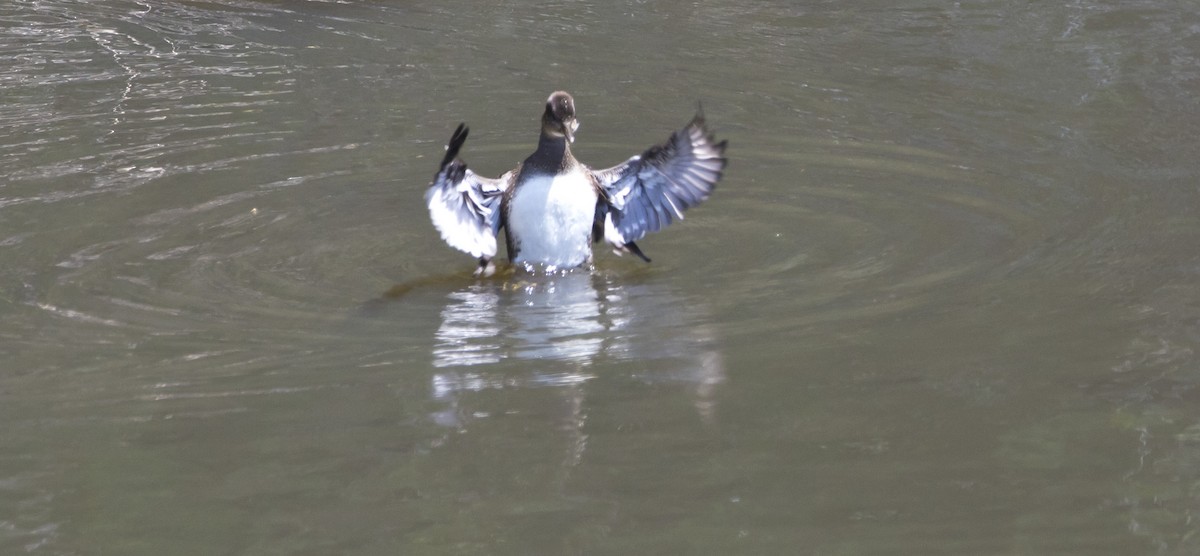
[542, 91, 579, 143]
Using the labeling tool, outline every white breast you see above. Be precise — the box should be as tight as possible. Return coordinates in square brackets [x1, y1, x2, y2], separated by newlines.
[507, 169, 598, 270]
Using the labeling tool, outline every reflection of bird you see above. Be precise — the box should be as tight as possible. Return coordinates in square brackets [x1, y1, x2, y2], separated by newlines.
[428, 271, 726, 431]
[425, 91, 728, 276]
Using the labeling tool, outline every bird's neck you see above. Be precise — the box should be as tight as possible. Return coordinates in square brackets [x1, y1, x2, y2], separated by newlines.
[530, 131, 573, 172]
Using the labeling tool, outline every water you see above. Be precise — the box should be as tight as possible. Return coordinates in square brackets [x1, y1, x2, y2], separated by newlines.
[3, 0, 1199, 553]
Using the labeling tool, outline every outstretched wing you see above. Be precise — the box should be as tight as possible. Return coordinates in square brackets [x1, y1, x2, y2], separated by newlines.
[424, 124, 512, 258]
[591, 110, 727, 247]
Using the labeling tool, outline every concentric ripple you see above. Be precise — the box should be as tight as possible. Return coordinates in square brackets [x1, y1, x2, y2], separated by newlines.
[678, 130, 1066, 342]
[0, 0, 443, 462]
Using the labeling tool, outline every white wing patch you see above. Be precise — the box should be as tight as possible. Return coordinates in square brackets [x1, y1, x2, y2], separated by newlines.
[425, 169, 508, 258]
[424, 123, 510, 262]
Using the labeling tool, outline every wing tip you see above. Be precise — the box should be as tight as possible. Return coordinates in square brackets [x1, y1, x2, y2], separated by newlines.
[440, 123, 470, 170]
[686, 105, 728, 155]
[626, 241, 652, 263]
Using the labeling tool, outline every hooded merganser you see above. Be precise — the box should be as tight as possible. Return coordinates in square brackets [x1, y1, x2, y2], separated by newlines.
[425, 91, 727, 276]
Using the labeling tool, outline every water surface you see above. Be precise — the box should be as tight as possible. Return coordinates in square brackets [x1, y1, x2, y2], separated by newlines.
[3, 0, 1200, 553]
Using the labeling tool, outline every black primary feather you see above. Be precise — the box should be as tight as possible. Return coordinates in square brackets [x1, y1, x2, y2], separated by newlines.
[440, 123, 469, 169]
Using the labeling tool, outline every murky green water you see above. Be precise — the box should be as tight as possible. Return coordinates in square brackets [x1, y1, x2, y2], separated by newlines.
[3, 0, 1199, 553]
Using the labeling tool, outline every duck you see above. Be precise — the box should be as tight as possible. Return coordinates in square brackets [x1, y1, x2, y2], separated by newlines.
[425, 91, 727, 276]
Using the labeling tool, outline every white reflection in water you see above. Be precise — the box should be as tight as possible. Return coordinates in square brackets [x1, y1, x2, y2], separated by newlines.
[429, 271, 724, 428]
[510, 276, 606, 363]
[432, 288, 503, 367]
